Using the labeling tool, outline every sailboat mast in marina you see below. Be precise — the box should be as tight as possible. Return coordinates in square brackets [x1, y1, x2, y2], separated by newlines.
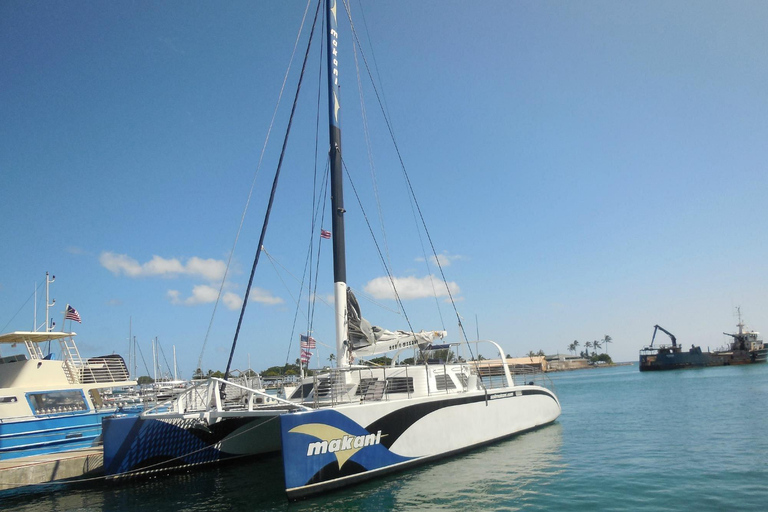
[326, 0, 349, 370]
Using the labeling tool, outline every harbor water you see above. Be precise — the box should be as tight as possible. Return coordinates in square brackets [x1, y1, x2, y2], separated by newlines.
[2, 363, 767, 511]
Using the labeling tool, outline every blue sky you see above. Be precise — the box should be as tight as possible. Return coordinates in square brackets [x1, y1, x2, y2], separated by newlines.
[2, 1, 767, 377]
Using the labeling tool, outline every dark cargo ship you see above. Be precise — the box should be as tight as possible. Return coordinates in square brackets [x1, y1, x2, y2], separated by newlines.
[639, 313, 767, 371]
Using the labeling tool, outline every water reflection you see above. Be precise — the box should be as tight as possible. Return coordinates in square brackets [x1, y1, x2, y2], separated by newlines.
[386, 423, 565, 512]
[1, 424, 563, 512]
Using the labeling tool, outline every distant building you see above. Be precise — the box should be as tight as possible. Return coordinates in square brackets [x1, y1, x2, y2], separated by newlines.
[545, 353, 589, 371]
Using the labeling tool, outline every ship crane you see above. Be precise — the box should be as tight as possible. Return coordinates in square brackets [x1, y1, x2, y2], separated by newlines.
[650, 325, 677, 347]
[722, 331, 747, 351]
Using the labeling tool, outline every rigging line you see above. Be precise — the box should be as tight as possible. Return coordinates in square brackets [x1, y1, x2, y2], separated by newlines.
[345, 12, 467, 345]
[260, 246, 315, 364]
[348, 286, 402, 315]
[156, 339, 174, 380]
[0, 281, 43, 332]
[261, 247, 332, 311]
[308, 162, 331, 331]
[296, 162, 330, 374]
[196, 0, 315, 374]
[342, 4, 446, 333]
[223, 0, 323, 387]
[347, 0, 392, 272]
[341, 158, 415, 335]
[352, 0, 393, 126]
[342, 14, 473, 371]
[134, 337, 152, 380]
[297, 24, 328, 370]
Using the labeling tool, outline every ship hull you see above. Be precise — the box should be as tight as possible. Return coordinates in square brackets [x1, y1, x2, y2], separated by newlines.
[639, 348, 767, 371]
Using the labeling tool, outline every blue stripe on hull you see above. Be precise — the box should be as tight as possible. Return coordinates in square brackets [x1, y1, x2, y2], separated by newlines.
[102, 414, 279, 477]
[103, 415, 224, 475]
[0, 410, 130, 460]
[280, 409, 414, 493]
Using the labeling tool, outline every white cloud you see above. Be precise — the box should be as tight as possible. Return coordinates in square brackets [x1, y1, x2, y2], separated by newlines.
[364, 275, 460, 300]
[167, 285, 218, 306]
[433, 252, 466, 267]
[223, 292, 243, 310]
[249, 287, 284, 305]
[100, 252, 226, 281]
[167, 289, 181, 303]
[415, 251, 467, 268]
[185, 257, 228, 281]
[167, 286, 280, 309]
[187, 284, 220, 305]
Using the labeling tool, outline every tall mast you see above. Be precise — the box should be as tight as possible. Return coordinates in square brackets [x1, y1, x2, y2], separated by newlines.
[326, 0, 349, 368]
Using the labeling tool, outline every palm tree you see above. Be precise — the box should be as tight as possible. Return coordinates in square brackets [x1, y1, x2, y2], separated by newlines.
[602, 335, 613, 355]
[573, 340, 580, 356]
[328, 353, 335, 367]
[585, 341, 593, 356]
[567, 342, 575, 355]
[592, 339, 602, 354]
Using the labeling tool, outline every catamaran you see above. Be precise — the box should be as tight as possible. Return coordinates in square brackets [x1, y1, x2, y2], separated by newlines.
[102, 0, 561, 499]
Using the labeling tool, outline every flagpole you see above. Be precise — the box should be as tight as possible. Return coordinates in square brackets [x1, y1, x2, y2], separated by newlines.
[62, 303, 69, 334]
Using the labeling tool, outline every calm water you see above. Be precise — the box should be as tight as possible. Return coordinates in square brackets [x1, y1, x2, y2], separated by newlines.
[3, 363, 767, 511]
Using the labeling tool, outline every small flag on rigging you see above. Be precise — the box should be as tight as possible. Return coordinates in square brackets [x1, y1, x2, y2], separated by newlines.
[300, 334, 316, 349]
[65, 305, 82, 323]
[320, 229, 331, 239]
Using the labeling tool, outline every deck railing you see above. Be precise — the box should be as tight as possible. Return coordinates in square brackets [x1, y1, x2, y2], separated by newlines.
[76, 356, 131, 384]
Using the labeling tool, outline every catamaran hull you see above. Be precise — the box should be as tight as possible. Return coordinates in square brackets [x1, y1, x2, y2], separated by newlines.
[102, 412, 282, 477]
[280, 385, 561, 499]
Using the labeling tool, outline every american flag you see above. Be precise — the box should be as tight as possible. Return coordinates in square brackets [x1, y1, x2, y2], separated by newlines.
[65, 305, 82, 323]
[300, 334, 316, 349]
[320, 229, 331, 239]
[300, 349, 312, 363]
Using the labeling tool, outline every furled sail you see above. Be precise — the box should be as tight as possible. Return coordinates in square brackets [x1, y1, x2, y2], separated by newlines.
[346, 288, 446, 358]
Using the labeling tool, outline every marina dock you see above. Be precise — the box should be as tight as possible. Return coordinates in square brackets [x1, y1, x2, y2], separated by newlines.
[0, 447, 103, 492]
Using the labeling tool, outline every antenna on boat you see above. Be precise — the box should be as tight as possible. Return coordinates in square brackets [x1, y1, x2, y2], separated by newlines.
[736, 306, 744, 335]
[326, 0, 350, 369]
[39, 272, 55, 332]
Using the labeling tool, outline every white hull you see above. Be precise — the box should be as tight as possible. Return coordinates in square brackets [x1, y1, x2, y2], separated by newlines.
[280, 382, 560, 499]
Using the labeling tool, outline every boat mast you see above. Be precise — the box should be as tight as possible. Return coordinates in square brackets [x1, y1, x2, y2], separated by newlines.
[326, 0, 349, 368]
[44, 272, 55, 332]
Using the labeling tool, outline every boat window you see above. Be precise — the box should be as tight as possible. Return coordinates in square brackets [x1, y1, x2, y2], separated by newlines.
[290, 382, 315, 400]
[456, 373, 468, 388]
[355, 378, 379, 396]
[434, 373, 457, 390]
[0, 354, 27, 364]
[385, 377, 414, 394]
[27, 390, 88, 415]
[1, 396, 18, 403]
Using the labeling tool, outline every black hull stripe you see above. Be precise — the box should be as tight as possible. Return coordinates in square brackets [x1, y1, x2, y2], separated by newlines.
[366, 388, 558, 448]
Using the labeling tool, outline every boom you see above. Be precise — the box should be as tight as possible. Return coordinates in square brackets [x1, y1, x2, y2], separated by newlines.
[651, 324, 677, 347]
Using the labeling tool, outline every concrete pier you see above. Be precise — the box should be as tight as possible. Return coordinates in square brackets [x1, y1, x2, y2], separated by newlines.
[0, 447, 103, 492]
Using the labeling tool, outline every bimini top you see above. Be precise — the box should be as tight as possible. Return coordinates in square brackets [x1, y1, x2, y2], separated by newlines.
[0, 331, 76, 345]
